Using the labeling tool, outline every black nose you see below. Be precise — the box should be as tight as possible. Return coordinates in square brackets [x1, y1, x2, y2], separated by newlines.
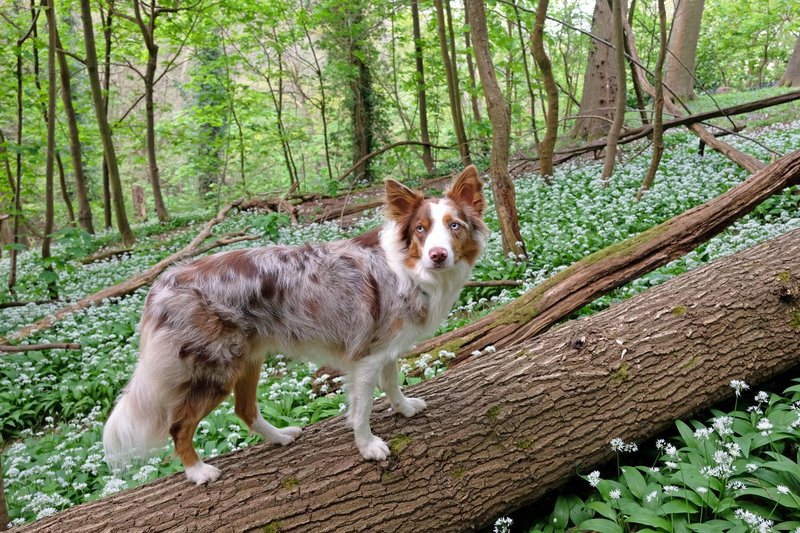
[429, 247, 448, 264]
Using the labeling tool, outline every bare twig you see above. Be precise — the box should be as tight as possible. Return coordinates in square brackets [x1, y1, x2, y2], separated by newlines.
[0, 342, 81, 354]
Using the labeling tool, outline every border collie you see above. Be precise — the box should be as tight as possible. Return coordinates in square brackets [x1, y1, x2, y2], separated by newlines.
[103, 165, 488, 484]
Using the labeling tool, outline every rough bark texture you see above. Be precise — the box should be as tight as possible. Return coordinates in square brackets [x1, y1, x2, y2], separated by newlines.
[21, 228, 800, 533]
[781, 35, 800, 87]
[1, 200, 250, 344]
[412, 150, 800, 365]
[572, 0, 617, 140]
[530, 0, 559, 178]
[664, 0, 705, 100]
[466, 0, 526, 258]
[80, 0, 135, 245]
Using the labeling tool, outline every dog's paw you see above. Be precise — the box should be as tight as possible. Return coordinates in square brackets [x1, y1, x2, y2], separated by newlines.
[394, 397, 427, 417]
[185, 462, 221, 485]
[273, 426, 302, 446]
[357, 436, 390, 461]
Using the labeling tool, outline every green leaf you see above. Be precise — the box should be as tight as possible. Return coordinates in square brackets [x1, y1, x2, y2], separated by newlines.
[577, 518, 623, 533]
[622, 466, 647, 500]
[661, 499, 698, 515]
[626, 510, 671, 530]
[587, 501, 617, 521]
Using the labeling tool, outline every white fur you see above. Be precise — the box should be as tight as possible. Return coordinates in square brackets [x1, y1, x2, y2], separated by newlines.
[185, 461, 221, 485]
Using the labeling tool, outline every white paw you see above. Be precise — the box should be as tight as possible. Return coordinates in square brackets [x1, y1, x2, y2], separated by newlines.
[273, 426, 302, 446]
[394, 397, 427, 417]
[185, 462, 221, 485]
[357, 436, 390, 461]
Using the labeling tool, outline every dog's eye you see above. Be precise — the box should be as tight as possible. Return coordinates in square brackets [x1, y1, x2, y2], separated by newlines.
[416, 225, 425, 233]
[449, 221, 461, 230]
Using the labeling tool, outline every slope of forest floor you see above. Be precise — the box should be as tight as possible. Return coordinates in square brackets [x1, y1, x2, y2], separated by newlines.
[1, 108, 800, 527]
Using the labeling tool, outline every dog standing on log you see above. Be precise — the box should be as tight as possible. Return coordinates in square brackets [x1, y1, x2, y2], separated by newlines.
[103, 166, 488, 484]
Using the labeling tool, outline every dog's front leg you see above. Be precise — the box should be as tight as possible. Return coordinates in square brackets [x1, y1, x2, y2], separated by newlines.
[348, 358, 390, 461]
[379, 360, 426, 417]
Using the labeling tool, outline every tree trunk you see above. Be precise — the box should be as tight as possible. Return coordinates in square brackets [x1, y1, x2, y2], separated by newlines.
[636, 0, 667, 200]
[663, 0, 705, 100]
[100, 3, 113, 230]
[80, 0, 135, 245]
[41, 0, 57, 292]
[56, 153, 76, 225]
[411, 150, 800, 365]
[22, 228, 800, 533]
[433, 0, 470, 165]
[513, 3, 538, 133]
[466, 0, 527, 259]
[600, 0, 627, 180]
[572, 0, 617, 140]
[134, 0, 169, 222]
[530, 0, 559, 178]
[55, 26, 94, 234]
[781, 34, 800, 87]
[411, 0, 435, 174]
[462, 7, 483, 125]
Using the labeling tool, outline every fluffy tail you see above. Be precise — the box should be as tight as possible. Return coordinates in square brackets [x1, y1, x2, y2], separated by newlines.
[103, 332, 174, 470]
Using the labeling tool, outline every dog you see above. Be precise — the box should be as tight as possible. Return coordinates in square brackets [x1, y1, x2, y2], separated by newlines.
[103, 165, 488, 484]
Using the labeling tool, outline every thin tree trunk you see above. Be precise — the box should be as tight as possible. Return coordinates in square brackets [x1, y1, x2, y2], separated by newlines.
[41, 0, 57, 300]
[134, 0, 169, 222]
[80, 0, 135, 245]
[56, 153, 76, 225]
[300, 15, 333, 181]
[663, 0, 705, 100]
[462, 7, 483, 125]
[22, 228, 800, 532]
[433, 0, 470, 165]
[0, 129, 13, 197]
[513, 3, 538, 133]
[636, 0, 667, 200]
[100, 3, 113, 230]
[411, 150, 800, 364]
[531, 0, 559, 178]
[781, 34, 800, 87]
[466, 0, 527, 259]
[600, 0, 627, 180]
[55, 26, 94, 233]
[411, 0, 435, 174]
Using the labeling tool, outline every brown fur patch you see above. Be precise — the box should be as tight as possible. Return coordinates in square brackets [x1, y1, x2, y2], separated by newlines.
[402, 202, 432, 268]
[353, 227, 381, 248]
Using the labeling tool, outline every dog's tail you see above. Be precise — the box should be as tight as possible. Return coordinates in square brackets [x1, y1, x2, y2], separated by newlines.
[103, 328, 174, 470]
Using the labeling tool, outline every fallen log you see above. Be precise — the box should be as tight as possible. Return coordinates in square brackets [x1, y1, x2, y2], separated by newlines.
[510, 90, 800, 174]
[413, 150, 800, 366]
[22, 227, 800, 532]
[1, 199, 254, 344]
[79, 247, 133, 265]
[0, 342, 80, 354]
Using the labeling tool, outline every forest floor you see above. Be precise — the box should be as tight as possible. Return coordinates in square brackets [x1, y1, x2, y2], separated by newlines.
[2, 89, 800, 528]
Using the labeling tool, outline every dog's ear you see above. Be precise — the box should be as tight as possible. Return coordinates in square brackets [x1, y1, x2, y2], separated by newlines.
[385, 179, 424, 221]
[447, 165, 486, 216]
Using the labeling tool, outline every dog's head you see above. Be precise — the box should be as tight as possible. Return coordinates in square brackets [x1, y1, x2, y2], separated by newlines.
[384, 165, 488, 273]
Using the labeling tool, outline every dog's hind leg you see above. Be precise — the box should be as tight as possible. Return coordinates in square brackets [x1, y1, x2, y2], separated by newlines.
[170, 379, 230, 485]
[234, 360, 302, 445]
[379, 360, 427, 417]
[348, 356, 390, 461]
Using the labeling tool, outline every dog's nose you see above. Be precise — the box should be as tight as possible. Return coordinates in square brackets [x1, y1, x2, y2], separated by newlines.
[429, 247, 448, 264]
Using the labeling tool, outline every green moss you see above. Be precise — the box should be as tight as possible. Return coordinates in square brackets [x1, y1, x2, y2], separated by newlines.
[683, 355, 700, 369]
[263, 521, 283, 533]
[611, 363, 629, 385]
[486, 405, 502, 421]
[672, 305, 687, 316]
[281, 476, 299, 490]
[516, 438, 532, 450]
[389, 434, 412, 455]
[777, 271, 792, 283]
[791, 312, 800, 330]
[450, 468, 466, 479]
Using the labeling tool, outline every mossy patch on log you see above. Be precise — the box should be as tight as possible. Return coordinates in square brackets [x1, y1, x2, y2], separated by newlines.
[389, 434, 412, 455]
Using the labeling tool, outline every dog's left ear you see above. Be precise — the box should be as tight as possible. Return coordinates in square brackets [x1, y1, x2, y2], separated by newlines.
[447, 165, 486, 216]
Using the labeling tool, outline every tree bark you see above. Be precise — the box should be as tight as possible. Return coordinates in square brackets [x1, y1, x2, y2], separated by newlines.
[21, 228, 800, 533]
[636, 0, 667, 200]
[411, 0, 435, 174]
[434, 0, 470, 165]
[600, 0, 627, 180]
[56, 153, 75, 225]
[41, 0, 57, 293]
[1, 199, 249, 344]
[100, 2, 113, 230]
[664, 0, 705, 100]
[412, 150, 800, 365]
[466, 0, 526, 259]
[462, 7, 483, 125]
[133, 0, 169, 222]
[80, 0, 135, 245]
[781, 34, 800, 87]
[572, 0, 617, 140]
[55, 26, 94, 234]
[530, 0, 559, 178]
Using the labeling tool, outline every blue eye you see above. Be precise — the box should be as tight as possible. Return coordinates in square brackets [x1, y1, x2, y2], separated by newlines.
[450, 221, 461, 230]
[416, 225, 425, 233]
